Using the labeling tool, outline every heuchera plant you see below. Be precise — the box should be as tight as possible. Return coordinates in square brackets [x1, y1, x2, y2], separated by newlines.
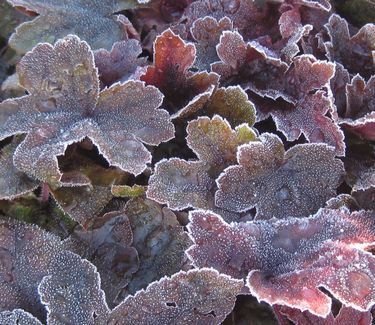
[0, 0, 374, 324]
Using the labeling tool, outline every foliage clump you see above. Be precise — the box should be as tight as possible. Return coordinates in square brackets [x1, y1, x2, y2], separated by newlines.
[0, 0, 374, 324]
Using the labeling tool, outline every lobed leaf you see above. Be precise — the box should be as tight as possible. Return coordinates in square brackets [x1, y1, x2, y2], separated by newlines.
[202, 86, 257, 127]
[147, 115, 256, 220]
[140, 28, 219, 115]
[216, 133, 344, 219]
[338, 75, 375, 141]
[108, 268, 243, 325]
[7, 0, 146, 53]
[94, 39, 147, 87]
[187, 208, 375, 316]
[38, 250, 110, 324]
[324, 14, 375, 79]
[0, 35, 175, 182]
[190, 16, 233, 71]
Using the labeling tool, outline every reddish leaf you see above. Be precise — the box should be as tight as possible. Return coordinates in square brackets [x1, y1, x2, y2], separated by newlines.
[215, 133, 344, 219]
[108, 268, 243, 324]
[140, 28, 219, 114]
[0, 35, 174, 183]
[277, 305, 373, 325]
[187, 208, 375, 317]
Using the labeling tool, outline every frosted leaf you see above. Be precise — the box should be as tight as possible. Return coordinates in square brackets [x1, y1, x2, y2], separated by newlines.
[277, 305, 373, 325]
[293, 0, 331, 11]
[140, 29, 219, 114]
[213, 31, 335, 103]
[63, 211, 139, 306]
[94, 39, 147, 87]
[329, 62, 350, 117]
[120, 198, 192, 298]
[51, 185, 113, 227]
[216, 133, 344, 219]
[38, 250, 109, 324]
[147, 158, 212, 210]
[147, 116, 256, 219]
[0, 35, 174, 182]
[0, 309, 43, 325]
[251, 91, 346, 156]
[183, 0, 279, 41]
[202, 86, 257, 127]
[324, 14, 375, 79]
[187, 208, 375, 316]
[338, 75, 375, 141]
[190, 16, 233, 71]
[111, 184, 146, 198]
[108, 268, 243, 324]
[0, 137, 39, 200]
[7, 0, 145, 53]
[0, 219, 62, 319]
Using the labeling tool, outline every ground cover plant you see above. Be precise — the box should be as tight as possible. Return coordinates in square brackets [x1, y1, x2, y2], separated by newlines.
[0, 0, 374, 324]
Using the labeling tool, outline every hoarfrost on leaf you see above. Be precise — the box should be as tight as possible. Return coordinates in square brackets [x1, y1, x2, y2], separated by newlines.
[0, 35, 175, 183]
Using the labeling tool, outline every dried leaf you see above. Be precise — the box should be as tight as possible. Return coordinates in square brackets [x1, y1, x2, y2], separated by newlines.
[215, 133, 344, 219]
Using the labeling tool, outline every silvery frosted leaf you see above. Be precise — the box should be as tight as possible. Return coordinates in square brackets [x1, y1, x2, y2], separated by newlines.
[0, 35, 174, 183]
[0, 309, 43, 325]
[0, 219, 62, 320]
[147, 115, 256, 221]
[187, 208, 375, 317]
[190, 16, 233, 71]
[7, 0, 146, 53]
[108, 268, 243, 325]
[338, 75, 375, 141]
[38, 250, 110, 324]
[215, 133, 344, 219]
